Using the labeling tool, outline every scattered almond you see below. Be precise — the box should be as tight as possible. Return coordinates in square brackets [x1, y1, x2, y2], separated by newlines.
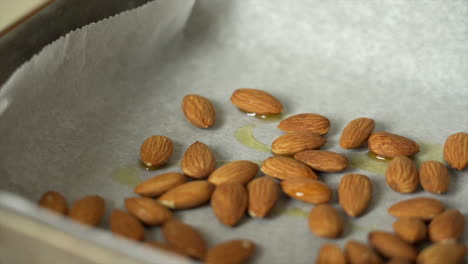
[162, 220, 207, 259]
[338, 174, 372, 217]
[388, 197, 445, 220]
[182, 94, 216, 128]
[261, 156, 318, 180]
[205, 239, 256, 264]
[271, 132, 326, 155]
[38, 190, 68, 215]
[281, 178, 332, 204]
[230, 88, 283, 114]
[211, 183, 248, 226]
[145, 241, 189, 258]
[278, 113, 330, 135]
[110, 209, 144, 241]
[308, 204, 344, 238]
[69, 195, 105, 226]
[345, 240, 383, 264]
[428, 209, 464, 242]
[443, 132, 468, 171]
[392, 218, 427, 244]
[208, 160, 258, 185]
[368, 231, 417, 261]
[386, 258, 413, 264]
[181, 141, 216, 179]
[124, 197, 172, 225]
[340, 117, 375, 149]
[294, 150, 348, 173]
[247, 176, 279, 218]
[419, 160, 450, 194]
[134, 172, 186, 197]
[158, 180, 214, 209]
[385, 155, 419, 193]
[316, 244, 347, 264]
[140, 135, 173, 169]
[417, 241, 465, 264]
[368, 132, 420, 158]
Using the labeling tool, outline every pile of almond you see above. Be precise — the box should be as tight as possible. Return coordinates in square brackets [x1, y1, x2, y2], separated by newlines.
[38, 89, 467, 264]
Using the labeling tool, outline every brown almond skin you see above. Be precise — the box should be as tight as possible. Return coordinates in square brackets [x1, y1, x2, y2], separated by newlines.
[444, 132, 468, 171]
[211, 183, 248, 227]
[271, 132, 326, 155]
[38, 190, 68, 215]
[386, 258, 413, 264]
[417, 242, 465, 264]
[294, 150, 348, 173]
[369, 231, 417, 261]
[278, 113, 330, 135]
[340, 117, 375, 149]
[428, 209, 464, 242]
[368, 132, 420, 158]
[247, 176, 279, 218]
[158, 181, 214, 209]
[110, 209, 144, 241]
[69, 195, 105, 226]
[145, 241, 189, 258]
[419, 161, 450, 194]
[338, 174, 373, 217]
[308, 204, 343, 238]
[140, 135, 173, 169]
[392, 218, 427, 243]
[261, 156, 318, 180]
[124, 197, 172, 225]
[388, 197, 445, 220]
[316, 244, 347, 264]
[134, 172, 186, 197]
[182, 94, 216, 128]
[205, 239, 256, 264]
[162, 220, 207, 259]
[208, 160, 258, 185]
[346, 240, 383, 264]
[181, 141, 216, 179]
[230, 88, 283, 114]
[281, 178, 332, 204]
[386, 155, 419, 193]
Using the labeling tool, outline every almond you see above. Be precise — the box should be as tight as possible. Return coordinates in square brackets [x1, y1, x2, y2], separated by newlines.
[385, 155, 419, 193]
[419, 161, 450, 194]
[308, 204, 343, 238]
[69, 195, 105, 226]
[278, 113, 330, 135]
[428, 209, 464, 242]
[182, 94, 216, 128]
[230, 88, 283, 114]
[162, 220, 207, 259]
[208, 160, 258, 185]
[38, 190, 68, 215]
[386, 258, 413, 264]
[338, 174, 372, 217]
[247, 176, 279, 218]
[443, 132, 468, 171]
[316, 244, 347, 264]
[294, 150, 348, 173]
[368, 231, 417, 261]
[211, 183, 248, 226]
[145, 241, 189, 258]
[345, 240, 383, 264]
[124, 197, 172, 225]
[134, 172, 186, 197]
[340, 117, 375, 149]
[110, 209, 144, 241]
[261, 156, 317, 180]
[392, 218, 427, 243]
[417, 242, 465, 264]
[181, 141, 216, 179]
[158, 180, 214, 209]
[368, 132, 420, 158]
[388, 197, 445, 220]
[271, 132, 326, 155]
[281, 178, 332, 204]
[140, 135, 173, 169]
[205, 239, 256, 264]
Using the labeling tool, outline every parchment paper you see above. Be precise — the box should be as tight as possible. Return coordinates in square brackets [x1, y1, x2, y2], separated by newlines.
[1, 0, 468, 263]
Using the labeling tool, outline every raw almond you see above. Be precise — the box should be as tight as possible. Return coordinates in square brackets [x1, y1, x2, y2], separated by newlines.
[385, 155, 419, 193]
[230, 88, 283, 114]
[388, 197, 445, 220]
[124, 197, 172, 225]
[145, 241, 189, 258]
[211, 183, 248, 226]
[419, 161, 450, 194]
[182, 94, 216, 128]
[162, 220, 207, 259]
[271, 132, 326, 155]
[181, 141, 216, 179]
[368, 231, 417, 261]
[444, 132, 468, 171]
[368, 132, 420, 158]
[308, 204, 343, 238]
[278, 113, 330, 135]
[428, 209, 464, 242]
[392, 218, 427, 243]
[417, 241, 465, 264]
[281, 178, 332, 204]
[294, 150, 348, 173]
[140, 135, 173, 169]
[261, 156, 317, 180]
[205, 239, 256, 264]
[247, 176, 279, 218]
[338, 174, 372, 217]
[158, 180, 214, 209]
[316, 244, 347, 264]
[110, 209, 144, 241]
[134, 172, 186, 197]
[340, 117, 375, 149]
[69, 195, 105, 226]
[208, 160, 258, 185]
[345, 240, 383, 264]
[386, 258, 412, 264]
[38, 190, 68, 215]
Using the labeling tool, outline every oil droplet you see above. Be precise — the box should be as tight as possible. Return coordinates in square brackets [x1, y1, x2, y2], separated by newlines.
[349, 152, 389, 175]
[239, 109, 283, 122]
[368, 151, 392, 161]
[111, 165, 141, 188]
[350, 222, 379, 233]
[234, 124, 271, 153]
[414, 142, 444, 167]
[283, 207, 309, 218]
